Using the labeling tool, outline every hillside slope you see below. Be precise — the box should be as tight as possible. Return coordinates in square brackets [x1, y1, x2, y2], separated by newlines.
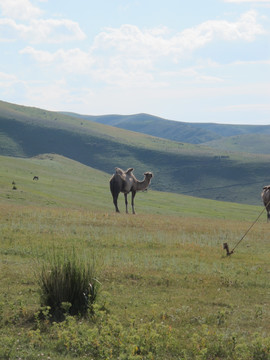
[1, 100, 270, 205]
[204, 133, 270, 154]
[0, 154, 263, 220]
[66, 112, 270, 149]
[64, 112, 223, 144]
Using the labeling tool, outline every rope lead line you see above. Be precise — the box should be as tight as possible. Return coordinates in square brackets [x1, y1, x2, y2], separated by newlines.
[223, 200, 270, 256]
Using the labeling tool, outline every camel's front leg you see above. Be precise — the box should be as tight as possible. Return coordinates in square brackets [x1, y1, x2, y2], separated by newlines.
[131, 190, 136, 214]
[124, 193, 129, 214]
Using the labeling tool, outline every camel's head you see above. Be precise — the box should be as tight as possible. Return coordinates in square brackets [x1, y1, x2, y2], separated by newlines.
[144, 172, 153, 181]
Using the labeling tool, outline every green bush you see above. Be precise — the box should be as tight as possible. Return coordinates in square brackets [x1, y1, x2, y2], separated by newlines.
[38, 250, 99, 320]
[50, 306, 176, 359]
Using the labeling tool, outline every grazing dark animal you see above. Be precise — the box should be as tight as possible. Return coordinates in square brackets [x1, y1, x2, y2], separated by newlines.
[261, 185, 270, 222]
[109, 167, 153, 214]
[11, 180, 17, 190]
[33, 176, 39, 181]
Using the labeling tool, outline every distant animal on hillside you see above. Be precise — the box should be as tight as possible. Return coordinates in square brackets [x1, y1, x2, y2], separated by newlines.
[33, 176, 39, 181]
[261, 185, 270, 222]
[109, 167, 153, 214]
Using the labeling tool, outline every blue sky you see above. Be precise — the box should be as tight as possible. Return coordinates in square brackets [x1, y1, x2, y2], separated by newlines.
[0, 0, 269, 124]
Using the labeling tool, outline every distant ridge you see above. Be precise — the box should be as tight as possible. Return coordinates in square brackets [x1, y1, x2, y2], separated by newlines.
[63, 112, 222, 144]
[64, 111, 270, 152]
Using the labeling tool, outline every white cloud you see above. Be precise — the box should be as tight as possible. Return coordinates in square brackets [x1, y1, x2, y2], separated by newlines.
[29, 18, 86, 43]
[92, 64, 157, 88]
[20, 46, 159, 87]
[20, 47, 94, 72]
[94, 11, 264, 62]
[21, 79, 71, 110]
[178, 10, 264, 45]
[0, 0, 42, 21]
[0, 71, 25, 98]
[18, 10, 266, 89]
[160, 66, 224, 84]
[0, 0, 86, 44]
[0, 17, 86, 43]
[0, 71, 18, 85]
[23, 79, 95, 112]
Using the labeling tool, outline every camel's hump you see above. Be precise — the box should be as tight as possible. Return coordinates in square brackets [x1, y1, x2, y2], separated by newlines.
[115, 167, 134, 175]
[115, 167, 124, 174]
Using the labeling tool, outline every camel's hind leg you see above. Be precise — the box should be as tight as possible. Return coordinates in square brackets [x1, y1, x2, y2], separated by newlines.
[110, 178, 120, 213]
[113, 192, 120, 213]
[124, 193, 129, 214]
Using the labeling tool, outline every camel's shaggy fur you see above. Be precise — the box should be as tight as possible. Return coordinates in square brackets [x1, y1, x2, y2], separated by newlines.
[262, 185, 270, 222]
[110, 167, 153, 214]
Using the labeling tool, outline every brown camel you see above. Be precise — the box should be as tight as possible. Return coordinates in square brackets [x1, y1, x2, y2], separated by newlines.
[261, 185, 270, 222]
[109, 167, 153, 214]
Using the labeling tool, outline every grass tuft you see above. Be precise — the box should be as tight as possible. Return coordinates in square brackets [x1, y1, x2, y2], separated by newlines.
[38, 249, 99, 321]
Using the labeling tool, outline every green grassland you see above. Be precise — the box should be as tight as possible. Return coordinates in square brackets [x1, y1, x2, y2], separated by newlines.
[1, 99, 270, 205]
[1, 154, 270, 359]
[0, 154, 264, 219]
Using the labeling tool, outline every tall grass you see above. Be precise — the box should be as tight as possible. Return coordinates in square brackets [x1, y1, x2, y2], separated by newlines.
[39, 249, 99, 320]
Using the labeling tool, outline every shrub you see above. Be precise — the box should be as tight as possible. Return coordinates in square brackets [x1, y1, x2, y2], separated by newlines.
[50, 306, 176, 359]
[38, 249, 99, 321]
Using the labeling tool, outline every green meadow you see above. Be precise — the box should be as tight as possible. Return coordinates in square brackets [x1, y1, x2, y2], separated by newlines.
[2, 99, 270, 205]
[1, 154, 270, 359]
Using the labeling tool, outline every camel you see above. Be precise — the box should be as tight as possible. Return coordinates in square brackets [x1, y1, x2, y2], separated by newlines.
[110, 167, 153, 214]
[261, 185, 270, 222]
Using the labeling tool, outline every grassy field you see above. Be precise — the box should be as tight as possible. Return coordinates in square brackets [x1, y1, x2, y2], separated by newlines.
[1, 154, 270, 359]
[2, 99, 270, 205]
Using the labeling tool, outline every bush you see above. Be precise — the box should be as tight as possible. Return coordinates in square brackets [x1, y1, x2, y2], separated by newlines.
[50, 306, 176, 359]
[38, 249, 99, 321]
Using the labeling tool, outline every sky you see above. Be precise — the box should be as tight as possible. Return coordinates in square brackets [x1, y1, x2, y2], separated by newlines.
[0, 0, 269, 125]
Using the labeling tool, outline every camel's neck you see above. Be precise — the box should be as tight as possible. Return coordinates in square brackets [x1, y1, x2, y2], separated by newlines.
[135, 177, 151, 191]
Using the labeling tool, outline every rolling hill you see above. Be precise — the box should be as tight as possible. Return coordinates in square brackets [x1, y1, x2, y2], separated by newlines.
[65, 111, 270, 153]
[63, 112, 224, 144]
[1, 99, 270, 205]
